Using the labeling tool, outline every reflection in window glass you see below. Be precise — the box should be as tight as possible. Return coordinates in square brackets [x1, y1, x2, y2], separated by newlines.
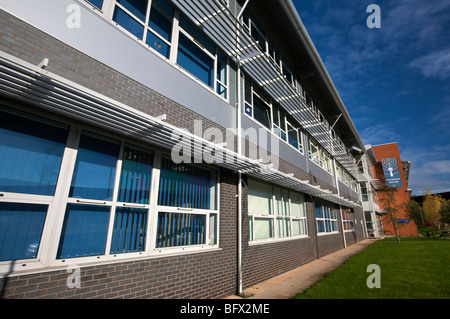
[88, 0, 104, 10]
[117, 0, 147, 21]
[110, 207, 148, 253]
[118, 145, 154, 204]
[69, 132, 120, 201]
[158, 157, 217, 210]
[113, 6, 145, 39]
[148, 0, 174, 41]
[253, 95, 271, 129]
[0, 202, 48, 261]
[156, 212, 206, 247]
[57, 204, 110, 258]
[177, 33, 214, 88]
[0, 109, 68, 196]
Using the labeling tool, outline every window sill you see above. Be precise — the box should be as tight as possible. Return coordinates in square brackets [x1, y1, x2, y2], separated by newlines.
[317, 231, 340, 237]
[248, 235, 309, 246]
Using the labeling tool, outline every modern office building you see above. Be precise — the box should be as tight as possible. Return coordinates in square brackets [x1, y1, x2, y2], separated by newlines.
[0, 0, 368, 299]
[365, 143, 416, 237]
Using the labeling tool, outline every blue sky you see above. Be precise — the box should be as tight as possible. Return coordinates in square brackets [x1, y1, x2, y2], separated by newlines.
[292, 0, 450, 196]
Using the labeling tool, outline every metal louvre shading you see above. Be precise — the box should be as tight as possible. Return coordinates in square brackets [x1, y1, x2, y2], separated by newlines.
[0, 52, 360, 208]
[169, 0, 359, 179]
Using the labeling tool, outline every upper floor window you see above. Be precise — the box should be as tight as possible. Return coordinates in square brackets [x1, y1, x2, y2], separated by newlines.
[89, 0, 228, 100]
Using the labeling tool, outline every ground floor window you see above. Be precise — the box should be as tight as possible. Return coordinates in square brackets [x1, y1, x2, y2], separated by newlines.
[247, 178, 307, 242]
[315, 200, 338, 234]
[0, 105, 219, 268]
[342, 209, 354, 231]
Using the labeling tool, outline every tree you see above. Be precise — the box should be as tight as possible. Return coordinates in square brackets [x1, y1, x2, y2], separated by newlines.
[439, 200, 450, 228]
[378, 184, 402, 244]
[422, 190, 444, 229]
[403, 200, 423, 225]
[403, 200, 423, 236]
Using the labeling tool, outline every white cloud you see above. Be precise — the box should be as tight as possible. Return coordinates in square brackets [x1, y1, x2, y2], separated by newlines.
[408, 49, 450, 80]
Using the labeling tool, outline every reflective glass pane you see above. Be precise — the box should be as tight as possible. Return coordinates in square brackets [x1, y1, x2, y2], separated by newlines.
[146, 31, 170, 58]
[178, 15, 215, 55]
[291, 192, 304, 217]
[253, 95, 271, 129]
[88, 0, 103, 9]
[158, 158, 216, 210]
[156, 212, 206, 248]
[113, 6, 144, 39]
[0, 109, 68, 196]
[0, 202, 47, 261]
[117, 0, 148, 21]
[148, 0, 174, 41]
[254, 217, 273, 239]
[69, 132, 120, 201]
[57, 204, 110, 258]
[288, 125, 299, 149]
[118, 145, 153, 204]
[177, 33, 214, 88]
[248, 179, 272, 215]
[110, 207, 147, 254]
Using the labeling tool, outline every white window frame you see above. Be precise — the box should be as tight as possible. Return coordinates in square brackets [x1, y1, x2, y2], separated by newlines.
[342, 209, 354, 232]
[0, 106, 220, 275]
[81, 0, 229, 102]
[315, 202, 338, 235]
[248, 179, 307, 244]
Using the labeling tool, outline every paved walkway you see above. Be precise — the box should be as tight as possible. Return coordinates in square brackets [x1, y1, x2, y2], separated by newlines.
[224, 238, 380, 299]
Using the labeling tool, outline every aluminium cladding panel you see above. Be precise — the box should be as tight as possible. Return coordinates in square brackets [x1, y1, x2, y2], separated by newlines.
[0, 0, 236, 130]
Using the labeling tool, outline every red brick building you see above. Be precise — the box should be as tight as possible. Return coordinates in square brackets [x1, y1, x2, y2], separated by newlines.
[368, 143, 417, 237]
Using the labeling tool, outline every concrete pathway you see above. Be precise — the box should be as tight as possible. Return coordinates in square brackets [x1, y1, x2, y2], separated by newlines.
[224, 238, 379, 299]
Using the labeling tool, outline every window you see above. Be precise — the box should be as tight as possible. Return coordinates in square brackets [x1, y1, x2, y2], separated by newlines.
[361, 182, 369, 202]
[308, 136, 331, 172]
[315, 201, 338, 234]
[287, 121, 301, 152]
[108, 0, 228, 99]
[113, 0, 174, 58]
[0, 107, 69, 262]
[58, 132, 155, 259]
[272, 103, 286, 142]
[342, 209, 353, 231]
[156, 157, 218, 248]
[0, 107, 220, 268]
[248, 179, 307, 242]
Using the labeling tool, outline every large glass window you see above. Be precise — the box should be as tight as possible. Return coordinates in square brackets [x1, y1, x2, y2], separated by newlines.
[177, 15, 228, 96]
[0, 107, 221, 267]
[0, 109, 68, 196]
[0, 107, 69, 263]
[315, 201, 338, 234]
[58, 133, 155, 259]
[342, 209, 354, 231]
[113, 0, 174, 58]
[248, 178, 307, 242]
[0, 202, 48, 261]
[69, 132, 120, 201]
[156, 157, 218, 248]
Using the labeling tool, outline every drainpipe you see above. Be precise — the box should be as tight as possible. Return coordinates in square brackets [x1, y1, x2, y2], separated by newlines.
[236, 0, 250, 296]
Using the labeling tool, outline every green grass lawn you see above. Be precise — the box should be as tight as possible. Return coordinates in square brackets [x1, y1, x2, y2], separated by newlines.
[293, 237, 450, 299]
